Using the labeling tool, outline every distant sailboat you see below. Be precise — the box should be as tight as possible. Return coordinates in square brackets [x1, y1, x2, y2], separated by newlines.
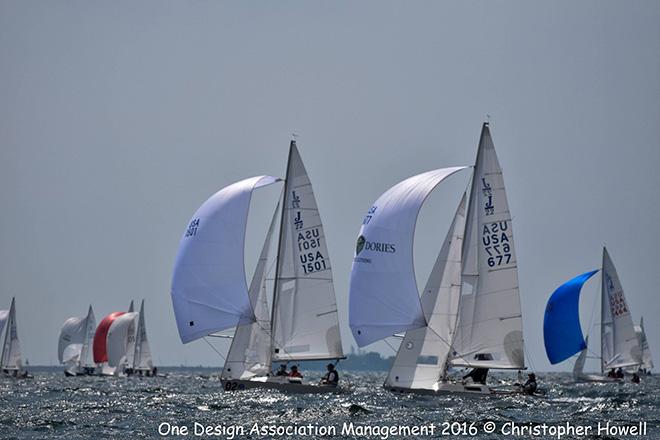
[635, 317, 653, 374]
[58, 305, 97, 376]
[350, 123, 527, 396]
[94, 312, 126, 376]
[171, 141, 344, 393]
[0, 298, 30, 378]
[544, 247, 642, 381]
[97, 300, 156, 377]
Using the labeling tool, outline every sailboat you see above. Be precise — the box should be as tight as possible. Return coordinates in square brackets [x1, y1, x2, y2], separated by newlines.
[106, 300, 156, 376]
[171, 141, 345, 393]
[349, 123, 527, 396]
[58, 305, 97, 376]
[544, 247, 641, 381]
[0, 298, 30, 378]
[635, 318, 653, 374]
[93, 301, 130, 376]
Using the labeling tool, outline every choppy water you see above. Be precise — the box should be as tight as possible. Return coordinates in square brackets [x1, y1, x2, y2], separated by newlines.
[1, 369, 658, 439]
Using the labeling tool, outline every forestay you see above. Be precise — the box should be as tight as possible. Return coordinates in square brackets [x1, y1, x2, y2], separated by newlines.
[349, 166, 467, 347]
[601, 247, 641, 371]
[107, 312, 138, 369]
[272, 142, 343, 361]
[385, 193, 466, 389]
[223, 203, 279, 379]
[171, 175, 281, 344]
[544, 270, 598, 365]
[449, 124, 525, 369]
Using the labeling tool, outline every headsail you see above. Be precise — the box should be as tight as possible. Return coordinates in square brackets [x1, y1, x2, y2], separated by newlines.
[349, 167, 467, 347]
[572, 336, 589, 380]
[223, 202, 279, 379]
[93, 312, 125, 364]
[543, 270, 598, 364]
[449, 123, 525, 369]
[0, 298, 22, 370]
[385, 193, 466, 389]
[171, 175, 281, 344]
[271, 142, 344, 361]
[133, 300, 153, 371]
[107, 312, 138, 370]
[601, 247, 641, 371]
[59, 316, 88, 365]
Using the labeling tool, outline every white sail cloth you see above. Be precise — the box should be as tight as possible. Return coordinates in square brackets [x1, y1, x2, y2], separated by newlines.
[223, 204, 279, 379]
[349, 167, 467, 347]
[385, 193, 466, 389]
[272, 143, 344, 361]
[107, 312, 138, 370]
[601, 247, 641, 370]
[134, 300, 153, 370]
[449, 124, 525, 370]
[0, 299, 22, 370]
[171, 175, 281, 344]
[636, 318, 653, 371]
[59, 317, 87, 364]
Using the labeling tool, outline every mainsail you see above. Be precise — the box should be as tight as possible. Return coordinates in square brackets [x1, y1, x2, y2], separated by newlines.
[543, 270, 599, 364]
[384, 193, 466, 389]
[601, 247, 641, 371]
[0, 298, 22, 371]
[271, 142, 343, 361]
[222, 203, 279, 379]
[171, 175, 281, 344]
[449, 123, 525, 370]
[349, 167, 467, 347]
[133, 300, 153, 371]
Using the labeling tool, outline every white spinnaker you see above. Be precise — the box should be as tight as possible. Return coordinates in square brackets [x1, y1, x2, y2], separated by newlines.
[449, 124, 525, 369]
[385, 193, 466, 389]
[58, 316, 87, 365]
[637, 318, 654, 370]
[272, 142, 343, 361]
[80, 306, 96, 368]
[107, 312, 138, 369]
[1, 298, 22, 370]
[223, 202, 279, 379]
[171, 175, 281, 344]
[349, 167, 467, 347]
[600, 247, 641, 371]
[134, 300, 153, 370]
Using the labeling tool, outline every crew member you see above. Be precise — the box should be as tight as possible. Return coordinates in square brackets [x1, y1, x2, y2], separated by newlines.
[321, 363, 339, 386]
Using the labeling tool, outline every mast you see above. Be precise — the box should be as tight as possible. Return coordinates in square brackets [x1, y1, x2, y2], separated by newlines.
[269, 140, 294, 361]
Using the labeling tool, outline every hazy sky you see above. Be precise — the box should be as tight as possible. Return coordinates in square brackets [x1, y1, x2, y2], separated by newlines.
[1, 1, 658, 372]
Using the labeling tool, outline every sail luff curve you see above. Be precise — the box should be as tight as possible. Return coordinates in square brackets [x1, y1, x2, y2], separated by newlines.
[171, 175, 281, 344]
[349, 166, 467, 347]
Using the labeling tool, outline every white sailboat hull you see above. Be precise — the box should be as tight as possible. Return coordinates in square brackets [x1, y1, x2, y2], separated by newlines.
[221, 376, 345, 394]
[385, 382, 493, 396]
[575, 374, 621, 383]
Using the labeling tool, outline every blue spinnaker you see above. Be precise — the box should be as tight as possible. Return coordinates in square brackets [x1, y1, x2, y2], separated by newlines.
[544, 269, 599, 364]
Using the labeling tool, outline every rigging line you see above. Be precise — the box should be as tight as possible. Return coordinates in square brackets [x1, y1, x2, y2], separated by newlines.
[384, 338, 399, 354]
[203, 337, 227, 363]
[424, 324, 473, 369]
